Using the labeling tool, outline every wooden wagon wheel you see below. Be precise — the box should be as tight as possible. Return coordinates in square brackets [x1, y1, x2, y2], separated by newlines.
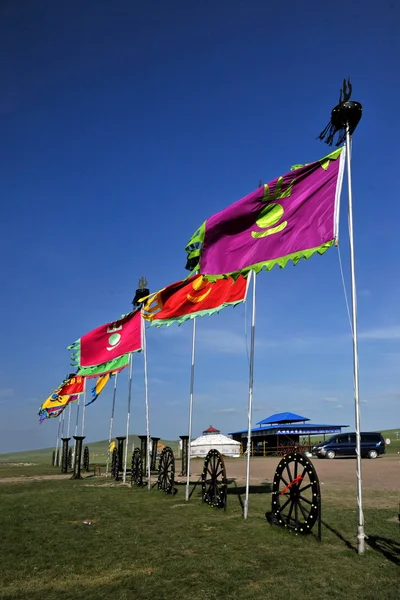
[157, 446, 175, 494]
[271, 452, 321, 536]
[131, 447, 143, 487]
[111, 447, 120, 481]
[201, 449, 227, 509]
[83, 446, 90, 472]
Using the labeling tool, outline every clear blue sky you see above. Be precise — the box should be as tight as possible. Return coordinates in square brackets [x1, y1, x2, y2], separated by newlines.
[1, 0, 399, 452]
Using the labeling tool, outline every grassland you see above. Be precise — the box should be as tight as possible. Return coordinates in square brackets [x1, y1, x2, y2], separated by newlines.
[0, 465, 398, 600]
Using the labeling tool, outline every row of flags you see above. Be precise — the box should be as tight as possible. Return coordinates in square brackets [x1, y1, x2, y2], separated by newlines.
[39, 147, 345, 422]
[38, 275, 248, 421]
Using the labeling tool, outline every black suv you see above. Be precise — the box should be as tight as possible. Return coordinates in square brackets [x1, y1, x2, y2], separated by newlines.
[312, 432, 385, 459]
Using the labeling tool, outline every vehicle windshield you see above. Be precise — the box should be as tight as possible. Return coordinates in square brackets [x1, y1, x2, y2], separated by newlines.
[324, 435, 338, 444]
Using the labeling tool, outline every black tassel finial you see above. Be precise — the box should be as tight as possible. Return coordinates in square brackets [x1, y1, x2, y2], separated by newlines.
[132, 276, 149, 308]
[317, 78, 362, 146]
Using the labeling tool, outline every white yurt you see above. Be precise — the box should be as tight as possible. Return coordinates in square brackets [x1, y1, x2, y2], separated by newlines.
[190, 426, 241, 458]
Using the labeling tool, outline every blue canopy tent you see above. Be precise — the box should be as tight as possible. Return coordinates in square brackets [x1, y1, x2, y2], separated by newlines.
[229, 412, 348, 456]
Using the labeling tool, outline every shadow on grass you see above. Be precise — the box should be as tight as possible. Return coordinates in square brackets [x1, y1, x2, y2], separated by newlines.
[226, 482, 273, 496]
[225, 480, 273, 512]
[321, 520, 357, 552]
[366, 536, 400, 566]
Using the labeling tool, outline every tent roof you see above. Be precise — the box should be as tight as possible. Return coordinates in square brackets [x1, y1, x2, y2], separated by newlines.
[256, 412, 309, 426]
[191, 433, 240, 447]
[203, 426, 220, 434]
[229, 423, 348, 436]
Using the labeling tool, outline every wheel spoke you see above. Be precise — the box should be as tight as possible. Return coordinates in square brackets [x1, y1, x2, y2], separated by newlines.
[298, 501, 309, 521]
[298, 495, 313, 506]
[285, 462, 293, 483]
[280, 497, 292, 512]
[286, 500, 294, 523]
[279, 475, 289, 487]
[298, 482, 312, 493]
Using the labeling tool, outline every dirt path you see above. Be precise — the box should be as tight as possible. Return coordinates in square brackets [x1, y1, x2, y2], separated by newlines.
[1, 455, 398, 491]
[177, 454, 400, 492]
[0, 474, 72, 484]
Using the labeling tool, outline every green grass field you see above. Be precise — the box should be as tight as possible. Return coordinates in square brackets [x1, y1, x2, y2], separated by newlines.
[0, 429, 399, 599]
[0, 472, 398, 600]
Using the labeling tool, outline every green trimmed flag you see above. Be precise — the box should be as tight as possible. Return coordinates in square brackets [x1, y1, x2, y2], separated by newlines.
[142, 274, 248, 327]
[185, 148, 345, 278]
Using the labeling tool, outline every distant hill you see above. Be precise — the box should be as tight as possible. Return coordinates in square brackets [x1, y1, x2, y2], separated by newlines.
[0, 436, 180, 464]
[0, 428, 398, 464]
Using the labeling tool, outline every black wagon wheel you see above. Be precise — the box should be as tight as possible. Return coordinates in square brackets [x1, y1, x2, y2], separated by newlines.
[83, 446, 90, 472]
[157, 446, 175, 494]
[67, 447, 73, 469]
[271, 452, 321, 534]
[131, 447, 143, 487]
[201, 449, 227, 509]
[111, 447, 120, 481]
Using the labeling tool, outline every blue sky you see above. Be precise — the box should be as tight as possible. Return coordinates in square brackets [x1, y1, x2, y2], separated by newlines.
[1, 0, 399, 452]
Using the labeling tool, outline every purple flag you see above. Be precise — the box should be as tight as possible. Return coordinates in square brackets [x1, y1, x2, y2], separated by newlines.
[185, 148, 345, 277]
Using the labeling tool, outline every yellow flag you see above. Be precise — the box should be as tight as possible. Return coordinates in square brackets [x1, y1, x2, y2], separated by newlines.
[109, 441, 116, 453]
[41, 393, 70, 410]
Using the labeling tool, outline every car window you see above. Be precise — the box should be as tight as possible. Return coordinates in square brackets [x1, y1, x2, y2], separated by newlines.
[361, 433, 379, 442]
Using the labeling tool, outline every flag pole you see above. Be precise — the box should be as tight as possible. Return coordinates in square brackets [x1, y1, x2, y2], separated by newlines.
[106, 371, 119, 477]
[80, 377, 87, 437]
[59, 409, 66, 464]
[67, 402, 72, 438]
[54, 415, 62, 466]
[123, 353, 133, 483]
[143, 322, 151, 490]
[72, 394, 81, 465]
[185, 316, 197, 501]
[244, 270, 256, 519]
[346, 126, 365, 554]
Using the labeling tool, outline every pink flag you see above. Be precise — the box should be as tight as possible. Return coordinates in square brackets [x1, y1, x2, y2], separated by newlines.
[79, 311, 142, 367]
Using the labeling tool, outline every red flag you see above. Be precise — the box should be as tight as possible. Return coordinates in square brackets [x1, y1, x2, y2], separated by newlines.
[58, 376, 85, 396]
[79, 311, 142, 368]
[142, 275, 248, 326]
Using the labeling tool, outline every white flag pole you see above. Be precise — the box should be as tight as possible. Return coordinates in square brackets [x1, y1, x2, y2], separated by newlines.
[54, 415, 62, 466]
[143, 322, 151, 490]
[67, 402, 72, 438]
[72, 394, 81, 464]
[123, 354, 133, 483]
[59, 409, 65, 465]
[185, 316, 197, 501]
[244, 270, 256, 519]
[80, 377, 87, 437]
[106, 372, 119, 477]
[346, 127, 365, 554]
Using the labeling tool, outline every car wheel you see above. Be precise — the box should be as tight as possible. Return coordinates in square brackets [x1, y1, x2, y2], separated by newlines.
[326, 450, 335, 459]
[368, 450, 378, 459]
